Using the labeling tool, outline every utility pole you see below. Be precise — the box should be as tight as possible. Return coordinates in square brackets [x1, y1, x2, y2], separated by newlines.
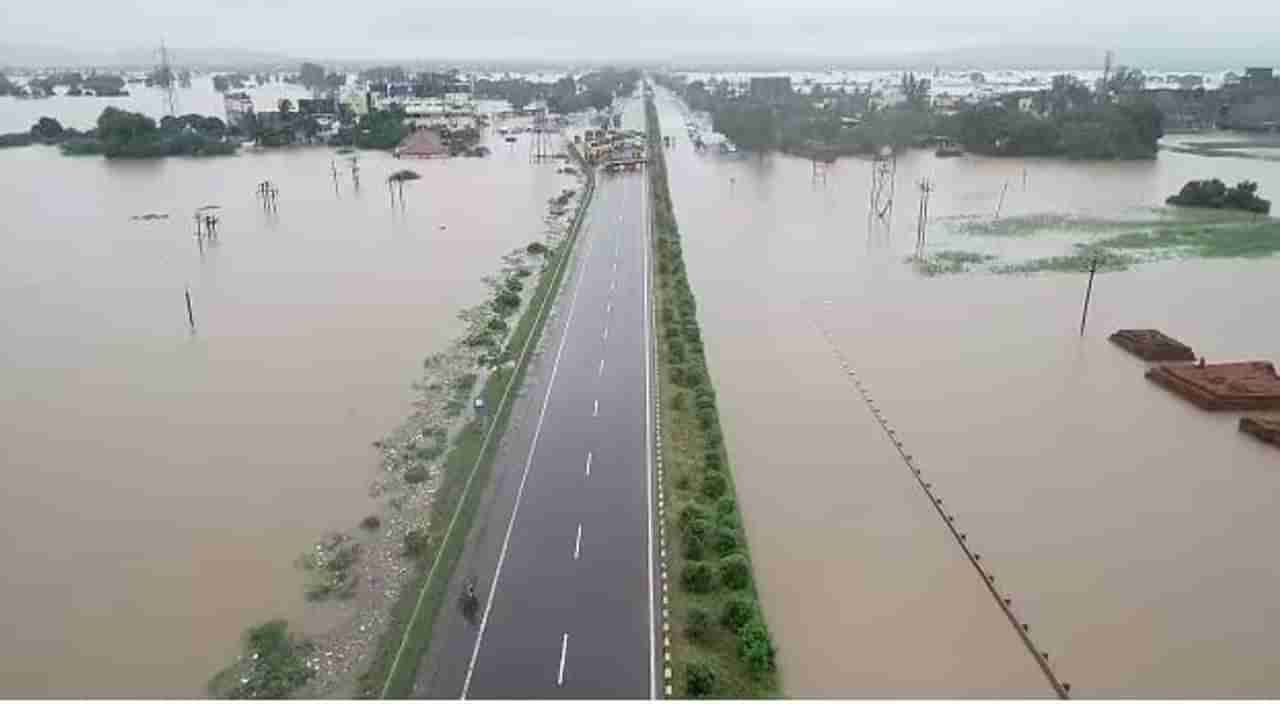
[994, 182, 1009, 219]
[1080, 257, 1099, 337]
[184, 286, 196, 330]
[158, 40, 178, 117]
[531, 107, 554, 162]
[916, 178, 934, 258]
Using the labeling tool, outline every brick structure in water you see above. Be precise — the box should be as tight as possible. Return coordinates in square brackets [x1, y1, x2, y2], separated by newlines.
[1146, 361, 1280, 410]
[1240, 416, 1280, 447]
[1109, 329, 1197, 362]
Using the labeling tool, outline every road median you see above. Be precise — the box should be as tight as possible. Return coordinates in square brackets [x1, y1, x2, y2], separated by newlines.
[644, 91, 780, 698]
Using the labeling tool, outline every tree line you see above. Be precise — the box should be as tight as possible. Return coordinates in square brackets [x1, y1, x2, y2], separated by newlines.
[659, 69, 1165, 160]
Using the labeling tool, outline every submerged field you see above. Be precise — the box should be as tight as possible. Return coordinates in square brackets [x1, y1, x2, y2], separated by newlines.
[916, 211, 1280, 275]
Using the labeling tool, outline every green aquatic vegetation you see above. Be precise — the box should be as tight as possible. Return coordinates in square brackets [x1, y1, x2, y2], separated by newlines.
[1097, 220, 1280, 259]
[910, 250, 997, 275]
[949, 213, 1149, 237]
[208, 620, 315, 698]
[994, 245, 1136, 274]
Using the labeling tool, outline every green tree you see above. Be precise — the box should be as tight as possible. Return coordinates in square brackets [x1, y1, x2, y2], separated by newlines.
[30, 117, 64, 141]
[299, 62, 327, 92]
[1107, 66, 1146, 98]
[1047, 74, 1092, 115]
[736, 619, 777, 675]
[685, 659, 719, 698]
[685, 606, 712, 641]
[97, 106, 157, 142]
[719, 553, 751, 590]
[720, 594, 757, 630]
[0, 72, 18, 96]
[681, 561, 716, 593]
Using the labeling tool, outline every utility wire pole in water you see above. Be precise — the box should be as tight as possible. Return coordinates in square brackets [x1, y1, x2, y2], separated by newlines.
[1080, 257, 1099, 337]
[184, 286, 196, 330]
[994, 181, 1009, 219]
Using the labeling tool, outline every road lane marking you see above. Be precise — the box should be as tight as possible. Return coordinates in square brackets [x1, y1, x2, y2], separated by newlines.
[460, 205, 597, 699]
[574, 523, 582, 560]
[606, 302, 612, 314]
[558, 633, 568, 686]
[585, 451, 592, 477]
[613, 261, 618, 272]
[599, 358, 605, 376]
[593, 399, 599, 417]
[610, 280, 615, 292]
[603, 326, 609, 341]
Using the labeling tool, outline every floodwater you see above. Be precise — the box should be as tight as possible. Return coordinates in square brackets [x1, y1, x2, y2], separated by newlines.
[643, 88, 1280, 696]
[0, 79, 311, 134]
[0, 127, 570, 696]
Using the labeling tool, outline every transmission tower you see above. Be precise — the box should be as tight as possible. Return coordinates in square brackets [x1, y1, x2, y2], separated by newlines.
[530, 107, 555, 162]
[158, 40, 178, 117]
[868, 145, 897, 225]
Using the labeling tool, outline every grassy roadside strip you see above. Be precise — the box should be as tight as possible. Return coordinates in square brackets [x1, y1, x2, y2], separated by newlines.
[644, 93, 780, 698]
[358, 142, 596, 699]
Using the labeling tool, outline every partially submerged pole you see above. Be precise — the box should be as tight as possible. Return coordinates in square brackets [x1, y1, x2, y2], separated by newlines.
[184, 286, 196, 329]
[994, 182, 1009, 219]
[1079, 257, 1099, 337]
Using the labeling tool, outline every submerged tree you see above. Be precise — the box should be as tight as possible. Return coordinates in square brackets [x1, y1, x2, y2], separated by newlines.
[387, 168, 421, 207]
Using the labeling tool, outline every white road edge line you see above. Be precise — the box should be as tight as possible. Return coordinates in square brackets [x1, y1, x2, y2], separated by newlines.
[558, 633, 569, 686]
[642, 135, 657, 700]
[603, 327, 610, 341]
[599, 358, 606, 376]
[574, 523, 582, 560]
[459, 207, 597, 700]
[585, 451, 593, 477]
[593, 399, 599, 417]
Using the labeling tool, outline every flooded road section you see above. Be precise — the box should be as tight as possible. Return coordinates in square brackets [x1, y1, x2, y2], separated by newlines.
[0, 132, 569, 696]
[646, 88, 1280, 696]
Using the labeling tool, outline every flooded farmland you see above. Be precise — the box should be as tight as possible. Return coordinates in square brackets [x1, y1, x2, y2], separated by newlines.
[646, 87, 1280, 697]
[0, 127, 570, 696]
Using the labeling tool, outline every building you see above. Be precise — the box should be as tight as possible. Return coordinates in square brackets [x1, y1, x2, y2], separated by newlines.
[749, 76, 792, 103]
[1144, 88, 1221, 130]
[223, 91, 254, 130]
[396, 129, 448, 158]
[1219, 67, 1280, 130]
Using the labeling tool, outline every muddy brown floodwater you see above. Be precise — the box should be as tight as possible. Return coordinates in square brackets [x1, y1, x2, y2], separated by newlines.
[0, 131, 570, 696]
[645, 87, 1280, 697]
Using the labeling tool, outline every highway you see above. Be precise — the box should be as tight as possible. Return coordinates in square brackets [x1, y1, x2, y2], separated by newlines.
[414, 155, 657, 698]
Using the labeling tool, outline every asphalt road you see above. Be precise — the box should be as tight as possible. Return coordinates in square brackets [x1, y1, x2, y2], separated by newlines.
[414, 161, 656, 699]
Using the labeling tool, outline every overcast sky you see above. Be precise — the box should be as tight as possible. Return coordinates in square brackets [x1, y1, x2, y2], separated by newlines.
[6, 0, 1280, 62]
